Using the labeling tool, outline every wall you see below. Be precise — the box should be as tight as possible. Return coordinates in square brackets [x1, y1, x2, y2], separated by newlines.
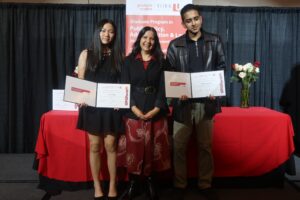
[1, 0, 300, 7]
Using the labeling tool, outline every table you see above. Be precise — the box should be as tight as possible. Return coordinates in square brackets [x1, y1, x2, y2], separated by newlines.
[187, 107, 295, 177]
[35, 107, 295, 187]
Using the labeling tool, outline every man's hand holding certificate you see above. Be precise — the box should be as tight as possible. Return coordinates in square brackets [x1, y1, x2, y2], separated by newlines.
[64, 76, 130, 108]
[164, 70, 226, 98]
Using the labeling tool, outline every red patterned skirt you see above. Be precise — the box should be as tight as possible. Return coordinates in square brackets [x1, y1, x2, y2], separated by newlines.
[117, 117, 171, 176]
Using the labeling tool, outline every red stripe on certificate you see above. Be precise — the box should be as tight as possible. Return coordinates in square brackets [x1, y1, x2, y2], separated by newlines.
[71, 87, 90, 93]
[170, 82, 186, 86]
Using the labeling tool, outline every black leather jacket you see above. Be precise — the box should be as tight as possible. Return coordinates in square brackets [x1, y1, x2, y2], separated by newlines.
[166, 30, 226, 122]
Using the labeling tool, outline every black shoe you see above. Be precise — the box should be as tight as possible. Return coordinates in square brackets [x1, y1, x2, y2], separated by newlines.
[118, 180, 137, 200]
[198, 188, 219, 200]
[146, 177, 159, 200]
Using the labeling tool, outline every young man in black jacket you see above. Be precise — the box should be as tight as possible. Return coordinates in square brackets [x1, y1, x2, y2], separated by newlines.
[166, 4, 226, 200]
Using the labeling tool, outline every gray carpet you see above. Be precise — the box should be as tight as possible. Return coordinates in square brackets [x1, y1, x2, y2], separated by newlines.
[0, 154, 38, 182]
[0, 154, 300, 200]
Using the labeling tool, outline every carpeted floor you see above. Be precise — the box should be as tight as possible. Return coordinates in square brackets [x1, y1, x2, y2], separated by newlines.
[0, 154, 300, 200]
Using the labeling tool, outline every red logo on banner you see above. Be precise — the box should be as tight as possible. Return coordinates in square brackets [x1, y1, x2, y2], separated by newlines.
[172, 4, 180, 11]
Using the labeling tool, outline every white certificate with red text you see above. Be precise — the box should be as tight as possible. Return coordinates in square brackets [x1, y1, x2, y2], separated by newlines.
[64, 76, 130, 108]
[96, 83, 130, 108]
[164, 71, 192, 98]
[53, 89, 78, 111]
[64, 76, 97, 106]
[191, 70, 226, 98]
[164, 70, 226, 98]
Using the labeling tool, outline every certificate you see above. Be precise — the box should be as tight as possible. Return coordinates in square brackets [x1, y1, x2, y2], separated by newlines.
[64, 76, 97, 106]
[164, 70, 226, 98]
[164, 71, 192, 98]
[52, 89, 78, 111]
[191, 70, 226, 98]
[63, 76, 130, 108]
[96, 83, 130, 108]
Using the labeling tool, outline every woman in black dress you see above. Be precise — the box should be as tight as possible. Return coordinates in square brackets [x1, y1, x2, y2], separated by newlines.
[76, 19, 123, 200]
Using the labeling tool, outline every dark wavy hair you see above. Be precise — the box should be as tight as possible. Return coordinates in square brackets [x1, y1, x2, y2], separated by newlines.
[86, 19, 123, 72]
[129, 26, 164, 65]
[180, 4, 201, 21]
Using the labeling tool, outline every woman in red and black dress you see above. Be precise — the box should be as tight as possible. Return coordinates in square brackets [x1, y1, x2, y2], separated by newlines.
[119, 26, 170, 200]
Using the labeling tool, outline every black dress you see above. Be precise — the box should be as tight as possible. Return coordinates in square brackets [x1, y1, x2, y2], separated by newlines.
[77, 55, 123, 136]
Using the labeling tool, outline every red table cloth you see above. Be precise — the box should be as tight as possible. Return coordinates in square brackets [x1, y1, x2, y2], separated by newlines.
[35, 107, 295, 182]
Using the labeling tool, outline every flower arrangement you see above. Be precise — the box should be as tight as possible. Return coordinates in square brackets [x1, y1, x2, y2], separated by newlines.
[231, 61, 260, 84]
[231, 61, 260, 108]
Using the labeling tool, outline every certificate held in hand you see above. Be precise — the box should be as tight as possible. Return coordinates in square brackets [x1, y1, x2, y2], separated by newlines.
[164, 70, 226, 98]
[63, 76, 130, 108]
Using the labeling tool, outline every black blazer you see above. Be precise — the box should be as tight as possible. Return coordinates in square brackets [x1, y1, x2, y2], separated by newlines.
[121, 55, 169, 120]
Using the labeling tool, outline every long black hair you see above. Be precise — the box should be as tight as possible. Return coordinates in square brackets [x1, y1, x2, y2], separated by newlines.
[129, 26, 164, 65]
[86, 19, 123, 72]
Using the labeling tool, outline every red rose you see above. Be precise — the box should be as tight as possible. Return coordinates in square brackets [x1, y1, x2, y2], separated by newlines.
[253, 61, 260, 68]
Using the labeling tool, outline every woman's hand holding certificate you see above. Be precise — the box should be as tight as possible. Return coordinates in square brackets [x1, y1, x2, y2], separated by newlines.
[64, 76, 130, 108]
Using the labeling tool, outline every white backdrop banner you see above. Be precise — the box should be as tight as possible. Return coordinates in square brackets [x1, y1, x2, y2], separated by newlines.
[126, 0, 192, 54]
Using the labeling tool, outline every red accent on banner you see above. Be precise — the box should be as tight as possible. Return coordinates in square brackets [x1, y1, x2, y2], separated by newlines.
[172, 3, 180, 11]
[71, 87, 90, 93]
[126, 15, 185, 55]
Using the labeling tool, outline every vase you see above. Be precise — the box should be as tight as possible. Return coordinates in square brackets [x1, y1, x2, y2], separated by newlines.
[240, 83, 250, 108]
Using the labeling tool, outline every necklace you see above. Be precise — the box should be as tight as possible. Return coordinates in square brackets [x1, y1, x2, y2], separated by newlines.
[103, 48, 111, 57]
[103, 51, 111, 57]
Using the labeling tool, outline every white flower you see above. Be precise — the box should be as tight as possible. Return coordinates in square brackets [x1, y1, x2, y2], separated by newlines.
[238, 72, 246, 79]
[245, 64, 254, 72]
[242, 63, 252, 72]
[255, 67, 260, 73]
[235, 64, 243, 71]
[244, 63, 253, 69]
[74, 66, 79, 74]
